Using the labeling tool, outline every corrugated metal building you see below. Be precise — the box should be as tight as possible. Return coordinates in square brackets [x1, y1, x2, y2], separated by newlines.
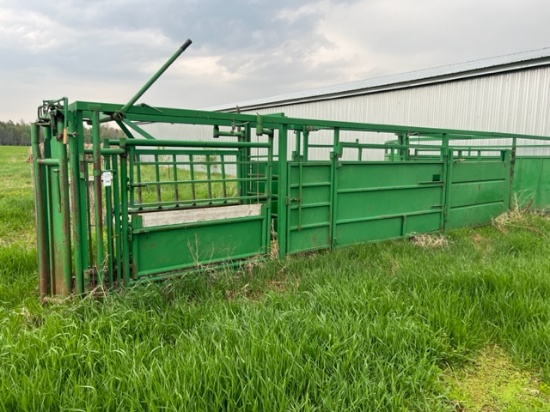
[143, 48, 550, 159]
[210, 48, 550, 135]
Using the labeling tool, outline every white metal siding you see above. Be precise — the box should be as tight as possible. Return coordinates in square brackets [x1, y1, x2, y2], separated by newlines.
[228, 67, 550, 159]
[142, 66, 550, 160]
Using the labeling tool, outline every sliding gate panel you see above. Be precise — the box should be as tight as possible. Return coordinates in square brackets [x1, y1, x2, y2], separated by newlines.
[335, 162, 445, 246]
[287, 162, 332, 254]
[126, 143, 273, 281]
[512, 157, 550, 210]
[446, 154, 511, 230]
[131, 205, 269, 278]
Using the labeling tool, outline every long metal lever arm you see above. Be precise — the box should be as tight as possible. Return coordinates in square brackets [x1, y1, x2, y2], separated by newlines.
[116, 39, 192, 118]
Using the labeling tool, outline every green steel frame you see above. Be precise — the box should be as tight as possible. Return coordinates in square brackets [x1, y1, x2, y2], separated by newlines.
[30, 44, 550, 298]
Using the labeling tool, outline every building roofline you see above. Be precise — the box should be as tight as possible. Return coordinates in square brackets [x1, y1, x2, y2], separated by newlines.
[207, 48, 550, 112]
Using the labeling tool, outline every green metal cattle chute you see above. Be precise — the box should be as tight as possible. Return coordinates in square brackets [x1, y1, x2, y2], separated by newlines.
[30, 42, 550, 298]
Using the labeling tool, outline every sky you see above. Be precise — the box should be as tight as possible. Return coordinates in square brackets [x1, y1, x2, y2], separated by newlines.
[1, 0, 550, 122]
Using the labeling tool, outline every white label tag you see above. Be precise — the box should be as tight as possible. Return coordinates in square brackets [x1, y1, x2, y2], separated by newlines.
[101, 171, 113, 187]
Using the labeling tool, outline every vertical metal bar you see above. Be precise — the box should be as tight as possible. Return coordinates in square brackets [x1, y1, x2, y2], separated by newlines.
[135, 148, 141, 206]
[503, 150, 512, 210]
[330, 128, 340, 248]
[154, 153, 161, 204]
[298, 161, 303, 230]
[206, 154, 212, 203]
[294, 130, 301, 161]
[277, 125, 288, 258]
[303, 130, 309, 161]
[443, 147, 453, 231]
[266, 135, 274, 254]
[173, 154, 179, 203]
[245, 127, 252, 204]
[104, 140, 115, 288]
[58, 119, 73, 295]
[31, 123, 50, 299]
[189, 154, 196, 204]
[111, 151, 123, 284]
[510, 137, 517, 208]
[74, 113, 89, 282]
[119, 148, 131, 285]
[42, 126, 55, 292]
[68, 113, 85, 295]
[238, 132, 248, 203]
[76, 119, 93, 289]
[221, 154, 227, 201]
[92, 111, 104, 286]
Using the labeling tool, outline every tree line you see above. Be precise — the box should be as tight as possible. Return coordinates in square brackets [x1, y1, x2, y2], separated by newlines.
[0, 120, 126, 146]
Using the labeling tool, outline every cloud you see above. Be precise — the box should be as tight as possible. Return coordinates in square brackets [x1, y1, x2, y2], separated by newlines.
[1, 0, 550, 121]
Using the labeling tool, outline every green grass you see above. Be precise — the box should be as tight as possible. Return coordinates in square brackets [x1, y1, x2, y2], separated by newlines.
[2, 146, 550, 411]
[132, 157, 241, 208]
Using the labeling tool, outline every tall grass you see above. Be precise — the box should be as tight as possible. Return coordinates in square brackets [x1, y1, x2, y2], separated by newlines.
[1, 146, 550, 410]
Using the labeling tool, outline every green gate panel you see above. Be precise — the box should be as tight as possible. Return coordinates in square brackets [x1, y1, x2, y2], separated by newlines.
[446, 203, 507, 230]
[336, 187, 442, 220]
[336, 212, 441, 245]
[338, 162, 444, 189]
[289, 205, 330, 228]
[450, 181, 508, 208]
[406, 213, 443, 234]
[289, 164, 331, 185]
[447, 158, 510, 230]
[287, 163, 332, 254]
[131, 210, 268, 279]
[288, 226, 331, 253]
[334, 162, 445, 248]
[513, 158, 550, 209]
[451, 161, 507, 183]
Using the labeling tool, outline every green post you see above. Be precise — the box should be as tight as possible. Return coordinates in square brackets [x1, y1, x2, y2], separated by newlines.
[293, 130, 302, 161]
[31, 123, 50, 299]
[503, 150, 512, 210]
[68, 113, 85, 294]
[109, 143, 123, 284]
[303, 130, 309, 161]
[330, 128, 340, 248]
[119, 139, 131, 285]
[277, 124, 288, 258]
[104, 139, 115, 288]
[443, 147, 453, 231]
[266, 134, 274, 254]
[58, 119, 73, 295]
[92, 111, 105, 285]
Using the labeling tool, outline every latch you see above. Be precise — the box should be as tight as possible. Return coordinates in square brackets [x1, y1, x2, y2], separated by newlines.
[285, 197, 301, 205]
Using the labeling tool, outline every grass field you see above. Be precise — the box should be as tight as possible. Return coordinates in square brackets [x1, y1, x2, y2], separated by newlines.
[1, 145, 550, 411]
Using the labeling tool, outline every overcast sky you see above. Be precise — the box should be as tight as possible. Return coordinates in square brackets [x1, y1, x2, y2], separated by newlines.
[1, 0, 550, 122]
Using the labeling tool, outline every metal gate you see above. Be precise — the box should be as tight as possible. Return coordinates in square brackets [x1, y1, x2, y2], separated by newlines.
[29, 42, 550, 298]
[125, 143, 272, 281]
[445, 151, 511, 230]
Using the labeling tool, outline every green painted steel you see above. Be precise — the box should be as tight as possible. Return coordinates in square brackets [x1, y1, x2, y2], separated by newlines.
[512, 157, 550, 210]
[30, 97, 550, 297]
[335, 161, 445, 247]
[446, 154, 511, 230]
[29, 45, 550, 297]
[131, 209, 269, 278]
[287, 162, 332, 253]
